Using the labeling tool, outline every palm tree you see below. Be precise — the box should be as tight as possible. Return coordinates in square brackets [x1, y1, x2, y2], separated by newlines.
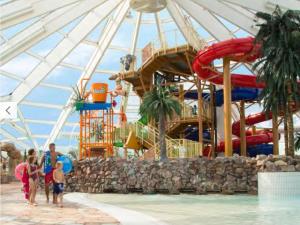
[139, 86, 181, 161]
[253, 6, 300, 156]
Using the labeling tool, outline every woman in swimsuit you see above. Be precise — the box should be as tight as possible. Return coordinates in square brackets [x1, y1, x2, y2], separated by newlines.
[22, 149, 36, 203]
[27, 156, 40, 206]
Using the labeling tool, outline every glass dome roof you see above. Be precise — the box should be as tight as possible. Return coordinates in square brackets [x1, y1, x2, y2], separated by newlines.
[0, 0, 299, 152]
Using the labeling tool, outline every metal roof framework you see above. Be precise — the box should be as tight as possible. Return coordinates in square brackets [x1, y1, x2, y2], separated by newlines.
[0, 0, 298, 151]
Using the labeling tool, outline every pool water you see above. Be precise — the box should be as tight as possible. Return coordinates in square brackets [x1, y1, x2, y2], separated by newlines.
[90, 194, 300, 225]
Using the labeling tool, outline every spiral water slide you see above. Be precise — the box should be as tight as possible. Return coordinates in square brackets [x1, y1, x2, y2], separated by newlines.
[193, 37, 274, 155]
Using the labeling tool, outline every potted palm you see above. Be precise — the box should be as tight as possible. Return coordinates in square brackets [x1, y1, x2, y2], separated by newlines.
[71, 86, 85, 111]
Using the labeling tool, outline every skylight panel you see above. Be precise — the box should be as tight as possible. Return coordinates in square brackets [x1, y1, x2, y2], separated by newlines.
[1, 17, 39, 39]
[24, 86, 70, 105]
[1, 53, 39, 78]
[19, 105, 62, 121]
[43, 66, 82, 87]
[111, 20, 134, 47]
[29, 32, 64, 57]
[59, 15, 84, 34]
[28, 123, 53, 135]
[86, 19, 107, 42]
[0, 75, 19, 96]
[63, 43, 95, 67]
[97, 49, 126, 71]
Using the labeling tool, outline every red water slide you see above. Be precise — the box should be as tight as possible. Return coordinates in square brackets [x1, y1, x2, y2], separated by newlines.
[192, 37, 273, 154]
[193, 37, 264, 88]
[217, 112, 273, 152]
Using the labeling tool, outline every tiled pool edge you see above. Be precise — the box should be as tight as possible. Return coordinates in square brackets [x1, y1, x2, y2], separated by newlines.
[258, 172, 300, 200]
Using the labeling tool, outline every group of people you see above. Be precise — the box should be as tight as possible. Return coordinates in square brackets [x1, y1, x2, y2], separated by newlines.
[22, 143, 65, 207]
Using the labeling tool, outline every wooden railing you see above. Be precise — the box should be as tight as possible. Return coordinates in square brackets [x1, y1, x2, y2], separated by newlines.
[166, 101, 211, 132]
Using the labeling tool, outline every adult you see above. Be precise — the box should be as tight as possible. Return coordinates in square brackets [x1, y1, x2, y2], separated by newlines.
[40, 143, 62, 203]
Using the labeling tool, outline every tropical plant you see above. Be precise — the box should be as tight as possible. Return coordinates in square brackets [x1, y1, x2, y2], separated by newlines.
[71, 86, 86, 111]
[253, 6, 300, 156]
[139, 86, 181, 161]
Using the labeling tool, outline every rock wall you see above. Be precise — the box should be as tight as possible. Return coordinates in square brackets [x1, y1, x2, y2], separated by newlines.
[65, 155, 300, 195]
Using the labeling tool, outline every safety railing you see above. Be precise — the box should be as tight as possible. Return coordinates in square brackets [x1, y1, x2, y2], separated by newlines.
[166, 101, 212, 132]
[165, 138, 201, 159]
[131, 121, 202, 159]
[141, 26, 206, 65]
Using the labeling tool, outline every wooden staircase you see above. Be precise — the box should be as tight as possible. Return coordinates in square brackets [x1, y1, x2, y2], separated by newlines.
[131, 122, 202, 160]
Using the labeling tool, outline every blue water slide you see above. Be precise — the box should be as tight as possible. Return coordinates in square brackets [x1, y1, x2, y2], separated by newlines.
[184, 127, 211, 141]
[182, 87, 260, 107]
[241, 144, 273, 157]
[204, 87, 260, 107]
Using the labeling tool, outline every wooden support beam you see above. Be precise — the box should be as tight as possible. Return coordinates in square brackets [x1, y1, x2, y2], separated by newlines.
[272, 112, 279, 155]
[185, 52, 194, 75]
[179, 84, 184, 103]
[138, 73, 147, 94]
[240, 100, 247, 156]
[223, 57, 233, 157]
[159, 69, 192, 78]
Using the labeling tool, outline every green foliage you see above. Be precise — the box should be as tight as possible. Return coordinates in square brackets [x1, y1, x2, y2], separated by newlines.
[139, 86, 181, 161]
[71, 86, 85, 111]
[139, 86, 182, 122]
[253, 6, 300, 113]
[295, 133, 300, 151]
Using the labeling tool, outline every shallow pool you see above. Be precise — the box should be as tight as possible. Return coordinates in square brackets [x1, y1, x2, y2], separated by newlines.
[89, 194, 300, 225]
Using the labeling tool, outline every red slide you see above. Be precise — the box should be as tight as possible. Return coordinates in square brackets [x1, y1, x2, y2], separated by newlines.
[193, 37, 264, 88]
[192, 37, 273, 154]
[218, 112, 273, 152]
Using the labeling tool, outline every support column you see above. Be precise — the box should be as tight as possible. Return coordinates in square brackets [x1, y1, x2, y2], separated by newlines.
[209, 84, 215, 158]
[272, 112, 279, 155]
[223, 57, 232, 157]
[197, 78, 203, 155]
[179, 84, 184, 103]
[240, 100, 247, 156]
[79, 111, 83, 160]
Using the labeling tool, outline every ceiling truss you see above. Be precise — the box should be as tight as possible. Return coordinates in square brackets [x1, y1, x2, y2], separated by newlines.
[1, 0, 298, 151]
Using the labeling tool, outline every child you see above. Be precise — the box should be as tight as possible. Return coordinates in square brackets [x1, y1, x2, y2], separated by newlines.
[53, 161, 64, 207]
[27, 155, 40, 206]
[22, 148, 36, 203]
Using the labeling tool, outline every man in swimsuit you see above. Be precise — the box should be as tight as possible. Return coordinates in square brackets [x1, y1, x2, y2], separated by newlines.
[40, 143, 62, 203]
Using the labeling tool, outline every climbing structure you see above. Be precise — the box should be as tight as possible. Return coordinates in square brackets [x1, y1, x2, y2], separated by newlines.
[78, 81, 126, 159]
[113, 40, 215, 159]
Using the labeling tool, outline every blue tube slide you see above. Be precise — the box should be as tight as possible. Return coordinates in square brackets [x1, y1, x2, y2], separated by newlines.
[182, 87, 273, 156]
